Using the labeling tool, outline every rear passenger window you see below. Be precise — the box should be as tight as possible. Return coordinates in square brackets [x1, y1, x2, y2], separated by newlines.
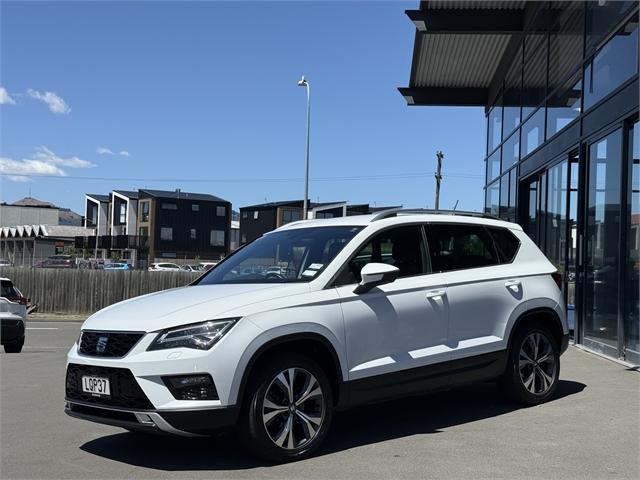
[427, 224, 500, 272]
[487, 227, 520, 263]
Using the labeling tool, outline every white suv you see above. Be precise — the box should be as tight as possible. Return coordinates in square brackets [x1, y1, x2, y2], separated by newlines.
[65, 210, 568, 462]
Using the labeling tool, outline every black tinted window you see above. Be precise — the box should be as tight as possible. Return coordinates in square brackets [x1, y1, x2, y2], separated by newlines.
[335, 225, 428, 285]
[1, 280, 19, 298]
[428, 224, 499, 272]
[488, 227, 520, 263]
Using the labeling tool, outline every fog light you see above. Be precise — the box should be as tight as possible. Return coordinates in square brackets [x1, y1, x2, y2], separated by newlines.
[163, 374, 218, 400]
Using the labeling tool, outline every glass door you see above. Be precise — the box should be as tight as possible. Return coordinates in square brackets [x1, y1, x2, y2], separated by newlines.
[624, 120, 639, 364]
[582, 129, 623, 358]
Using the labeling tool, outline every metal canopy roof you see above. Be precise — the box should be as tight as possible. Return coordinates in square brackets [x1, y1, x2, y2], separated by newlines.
[399, 1, 532, 108]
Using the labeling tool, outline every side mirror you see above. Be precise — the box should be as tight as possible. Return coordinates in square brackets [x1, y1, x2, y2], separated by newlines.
[354, 263, 400, 294]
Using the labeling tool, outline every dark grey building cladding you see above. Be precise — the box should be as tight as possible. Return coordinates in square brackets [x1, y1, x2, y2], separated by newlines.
[138, 189, 231, 260]
[401, 1, 639, 365]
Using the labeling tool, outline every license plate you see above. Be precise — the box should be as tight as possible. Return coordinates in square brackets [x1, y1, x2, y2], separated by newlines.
[81, 376, 111, 396]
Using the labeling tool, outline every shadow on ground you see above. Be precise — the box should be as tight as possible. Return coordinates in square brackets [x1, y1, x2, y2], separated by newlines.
[80, 380, 586, 471]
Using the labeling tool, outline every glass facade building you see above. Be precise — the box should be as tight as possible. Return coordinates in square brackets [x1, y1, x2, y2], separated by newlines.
[401, 1, 639, 364]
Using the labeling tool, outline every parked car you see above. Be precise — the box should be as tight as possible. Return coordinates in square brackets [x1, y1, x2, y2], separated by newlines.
[200, 262, 219, 271]
[0, 259, 13, 268]
[1, 277, 27, 353]
[148, 263, 181, 272]
[35, 254, 75, 269]
[180, 265, 204, 273]
[103, 263, 132, 271]
[64, 210, 568, 462]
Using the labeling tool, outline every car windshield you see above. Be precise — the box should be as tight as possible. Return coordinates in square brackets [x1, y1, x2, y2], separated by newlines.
[198, 226, 362, 284]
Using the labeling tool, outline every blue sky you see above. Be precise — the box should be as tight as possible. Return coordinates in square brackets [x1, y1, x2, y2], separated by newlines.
[0, 0, 485, 215]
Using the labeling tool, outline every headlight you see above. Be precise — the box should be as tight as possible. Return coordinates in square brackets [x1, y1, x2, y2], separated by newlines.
[147, 318, 239, 351]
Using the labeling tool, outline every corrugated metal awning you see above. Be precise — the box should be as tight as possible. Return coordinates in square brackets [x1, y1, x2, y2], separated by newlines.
[399, 1, 531, 107]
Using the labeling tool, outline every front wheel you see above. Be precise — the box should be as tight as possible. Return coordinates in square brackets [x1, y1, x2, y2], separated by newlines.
[240, 355, 333, 462]
[502, 324, 559, 405]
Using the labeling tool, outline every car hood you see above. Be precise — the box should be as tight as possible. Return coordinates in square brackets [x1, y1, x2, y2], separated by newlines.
[81, 283, 311, 332]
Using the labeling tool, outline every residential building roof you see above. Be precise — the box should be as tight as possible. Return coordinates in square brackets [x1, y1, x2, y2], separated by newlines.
[113, 190, 140, 199]
[240, 200, 346, 210]
[86, 194, 110, 203]
[139, 189, 228, 203]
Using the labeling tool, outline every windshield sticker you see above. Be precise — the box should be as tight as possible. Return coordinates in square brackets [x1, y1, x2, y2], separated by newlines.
[301, 269, 318, 277]
[308, 263, 324, 270]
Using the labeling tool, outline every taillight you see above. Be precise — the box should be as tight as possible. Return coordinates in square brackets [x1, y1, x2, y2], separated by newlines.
[551, 272, 563, 290]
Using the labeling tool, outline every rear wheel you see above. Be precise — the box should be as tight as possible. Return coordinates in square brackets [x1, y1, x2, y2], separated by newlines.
[4, 337, 24, 353]
[502, 324, 559, 405]
[239, 354, 333, 463]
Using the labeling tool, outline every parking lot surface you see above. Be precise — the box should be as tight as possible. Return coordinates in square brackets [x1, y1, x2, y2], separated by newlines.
[1, 320, 639, 479]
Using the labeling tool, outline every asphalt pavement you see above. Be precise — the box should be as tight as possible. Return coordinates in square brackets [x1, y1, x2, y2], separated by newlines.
[1, 320, 639, 479]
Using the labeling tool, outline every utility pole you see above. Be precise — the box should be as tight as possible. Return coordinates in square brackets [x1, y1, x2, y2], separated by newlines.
[434, 151, 444, 211]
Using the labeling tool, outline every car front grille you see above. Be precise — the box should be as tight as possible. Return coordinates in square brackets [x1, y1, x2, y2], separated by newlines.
[79, 331, 144, 357]
[65, 363, 154, 409]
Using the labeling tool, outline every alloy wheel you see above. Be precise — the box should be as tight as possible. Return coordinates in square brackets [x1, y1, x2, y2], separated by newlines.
[262, 367, 324, 450]
[518, 332, 557, 395]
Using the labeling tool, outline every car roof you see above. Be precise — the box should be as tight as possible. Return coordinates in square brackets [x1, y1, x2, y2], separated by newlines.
[274, 210, 523, 232]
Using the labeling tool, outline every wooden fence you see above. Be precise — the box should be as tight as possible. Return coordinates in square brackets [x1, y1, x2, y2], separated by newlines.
[1, 268, 201, 314]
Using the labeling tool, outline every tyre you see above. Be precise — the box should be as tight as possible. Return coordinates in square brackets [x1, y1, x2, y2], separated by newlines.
[502, 323, 559, 405]
[239, 354, 333, 463]
[4, 337, 24, 353]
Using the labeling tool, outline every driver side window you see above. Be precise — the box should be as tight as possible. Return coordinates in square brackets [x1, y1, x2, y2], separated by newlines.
[334, 225, 429, 285]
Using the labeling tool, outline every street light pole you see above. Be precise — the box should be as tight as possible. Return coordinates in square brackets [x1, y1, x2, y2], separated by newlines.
[298, 75, 310, 220]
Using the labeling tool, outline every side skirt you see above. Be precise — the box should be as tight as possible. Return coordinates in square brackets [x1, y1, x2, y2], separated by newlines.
[340, 350, 508, 409]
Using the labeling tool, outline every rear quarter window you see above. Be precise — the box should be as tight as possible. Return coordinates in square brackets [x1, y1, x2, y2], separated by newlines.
[427, 223, 500, 272]
[487, 227, 520, 263]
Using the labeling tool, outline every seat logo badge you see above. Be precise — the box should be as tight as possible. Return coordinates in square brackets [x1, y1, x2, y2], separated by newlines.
[96, 335, 108, 354]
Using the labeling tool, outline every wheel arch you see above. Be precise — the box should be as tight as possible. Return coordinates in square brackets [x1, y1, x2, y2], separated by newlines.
[507, 307, 566, 353]
[234, 332, 346, 409]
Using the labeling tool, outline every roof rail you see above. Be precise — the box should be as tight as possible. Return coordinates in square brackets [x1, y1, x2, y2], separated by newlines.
[370, 208, 499, 222]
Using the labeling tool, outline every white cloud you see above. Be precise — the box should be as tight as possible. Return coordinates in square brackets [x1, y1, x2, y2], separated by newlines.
[0, 87, 16, 105]
[26, 89, 71, 114]
[0, 146, 95, 182]
[119, 150, 131, 157]
[97, 147, 114, 155]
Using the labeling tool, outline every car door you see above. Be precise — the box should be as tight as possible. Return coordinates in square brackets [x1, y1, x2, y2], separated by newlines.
[333, 224, 450, 388]
[426, 222, 525, 360]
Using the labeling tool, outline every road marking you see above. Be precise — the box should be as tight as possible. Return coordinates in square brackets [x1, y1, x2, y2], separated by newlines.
[27, 327, 59, 330]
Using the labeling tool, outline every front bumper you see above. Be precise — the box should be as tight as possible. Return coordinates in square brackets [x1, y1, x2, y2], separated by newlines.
[1, 317, 25, 344]
[64, 400, 239, 436]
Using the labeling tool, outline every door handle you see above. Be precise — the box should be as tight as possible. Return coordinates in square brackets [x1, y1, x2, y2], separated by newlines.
[505, 279, 521, 292]
[426, 289, 446, 299]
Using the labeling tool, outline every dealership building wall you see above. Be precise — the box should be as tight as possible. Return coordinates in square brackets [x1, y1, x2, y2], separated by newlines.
[401, 1, 639, 364]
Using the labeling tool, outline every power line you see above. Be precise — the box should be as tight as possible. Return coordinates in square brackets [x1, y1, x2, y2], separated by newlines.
[0, 171, 483, 183]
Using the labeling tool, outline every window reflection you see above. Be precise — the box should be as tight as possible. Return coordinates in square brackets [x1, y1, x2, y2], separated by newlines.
[584, 15, 639, 110]
[486, 148, 501, 182]
[488, 104, 503, 152]
[502, 131, 520, 172]
[521, 108, 545, 156]
[485, 181, 499, 217]
[546, 72, 581, 138]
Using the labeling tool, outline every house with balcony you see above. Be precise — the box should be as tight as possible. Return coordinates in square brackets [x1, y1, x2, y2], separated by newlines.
[81, 189, 231, 268]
